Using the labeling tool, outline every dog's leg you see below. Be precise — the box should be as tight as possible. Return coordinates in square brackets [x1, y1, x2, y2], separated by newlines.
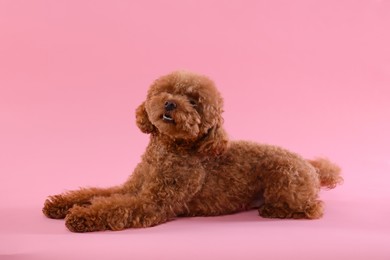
[43, 164, 146, 219]
[65, 168, 205, 232]
[257, 159, 323, 219]
[258, 200, 323, 219]
[42, 186, 123, 219]
[64, 194, 170, 232]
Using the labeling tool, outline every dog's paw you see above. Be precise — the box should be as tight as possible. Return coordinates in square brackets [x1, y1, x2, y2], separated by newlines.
[65, 206, 107, 232]
[42, 195, 71, 219]
[258, 202, 323, 219]
[258, 204, 291, 219]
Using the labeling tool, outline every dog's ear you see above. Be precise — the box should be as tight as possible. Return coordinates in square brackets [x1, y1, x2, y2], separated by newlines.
[197, 123, 228, 155]
[136, 102, 155, 134]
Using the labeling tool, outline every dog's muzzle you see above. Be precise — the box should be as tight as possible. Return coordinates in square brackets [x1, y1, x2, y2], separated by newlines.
[164, 101, 176, 111]
[162, 113, 174, 122]
[163, 101, 176, 123]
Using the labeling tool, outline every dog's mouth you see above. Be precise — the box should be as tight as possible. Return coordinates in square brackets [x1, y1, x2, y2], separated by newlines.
[162, 113, 175, 123]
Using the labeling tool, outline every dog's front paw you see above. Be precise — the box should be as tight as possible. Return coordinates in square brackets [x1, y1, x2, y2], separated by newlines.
[42, 195, 72, 219]
[65, 206, 107, 232]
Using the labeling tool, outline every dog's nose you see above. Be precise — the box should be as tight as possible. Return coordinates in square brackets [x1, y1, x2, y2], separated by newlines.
[164, 101, 176, 111]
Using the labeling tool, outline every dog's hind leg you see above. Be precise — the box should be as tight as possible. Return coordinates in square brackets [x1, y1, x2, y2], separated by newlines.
[257, 158, 323, 219]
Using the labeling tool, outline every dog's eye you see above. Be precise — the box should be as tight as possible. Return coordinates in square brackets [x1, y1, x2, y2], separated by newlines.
[189, 99, 197, 107]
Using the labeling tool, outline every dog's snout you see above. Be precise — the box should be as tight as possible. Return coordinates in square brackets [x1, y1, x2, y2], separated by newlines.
[164, 101, 177, 111]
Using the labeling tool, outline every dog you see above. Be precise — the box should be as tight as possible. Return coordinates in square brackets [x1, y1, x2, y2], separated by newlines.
[43, 71, 342, 232]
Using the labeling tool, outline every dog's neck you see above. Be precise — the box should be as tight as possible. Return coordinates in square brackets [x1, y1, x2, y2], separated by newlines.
[148, 132, 208, 156]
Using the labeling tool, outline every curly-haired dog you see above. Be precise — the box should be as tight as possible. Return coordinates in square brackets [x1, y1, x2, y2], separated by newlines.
[43, 71, 343, 232]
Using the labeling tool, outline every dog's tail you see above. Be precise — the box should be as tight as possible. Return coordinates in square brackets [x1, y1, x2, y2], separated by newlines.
[308, 158, 343, 189]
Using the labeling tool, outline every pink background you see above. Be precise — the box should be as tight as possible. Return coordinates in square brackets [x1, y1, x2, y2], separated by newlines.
[1, 0, 389, 259]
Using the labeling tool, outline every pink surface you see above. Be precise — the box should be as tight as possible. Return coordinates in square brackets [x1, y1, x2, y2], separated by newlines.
[1, 0, 389, 259]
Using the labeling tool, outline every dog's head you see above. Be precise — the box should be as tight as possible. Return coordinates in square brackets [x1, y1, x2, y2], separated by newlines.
[136, 71, 228, 155]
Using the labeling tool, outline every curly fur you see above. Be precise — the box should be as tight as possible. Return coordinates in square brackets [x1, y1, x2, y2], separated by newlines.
[43, 71, 343, 232]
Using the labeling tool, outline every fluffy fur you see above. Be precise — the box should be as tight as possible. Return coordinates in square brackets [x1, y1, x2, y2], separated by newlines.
[43, 71, 343, 232]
